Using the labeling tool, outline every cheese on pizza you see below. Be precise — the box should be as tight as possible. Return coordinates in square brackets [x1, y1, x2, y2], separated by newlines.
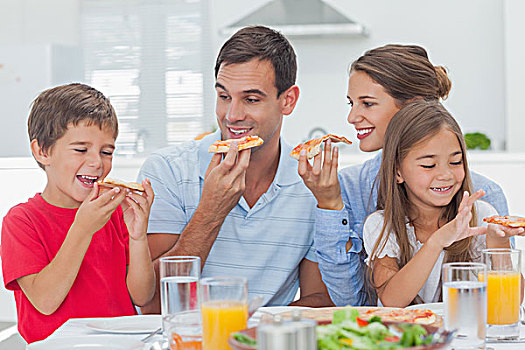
[483, 215, 525, 228]
[208, 135, 264, 153]
[290, 134, 352, 160]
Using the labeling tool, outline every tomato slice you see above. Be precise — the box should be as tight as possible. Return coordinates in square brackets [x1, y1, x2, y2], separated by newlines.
[356, 317, 369, 327]
[384, 336, 400, 342]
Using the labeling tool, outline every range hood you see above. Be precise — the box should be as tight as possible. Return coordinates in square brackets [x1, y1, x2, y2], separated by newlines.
[220, 0, 367, 37]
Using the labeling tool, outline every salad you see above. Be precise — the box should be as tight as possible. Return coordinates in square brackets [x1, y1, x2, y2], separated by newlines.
[317, 309, 433, 349]
[232, 308, 438, 350]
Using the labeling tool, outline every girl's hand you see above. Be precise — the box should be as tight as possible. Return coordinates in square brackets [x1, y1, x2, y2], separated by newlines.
[297, 139, 344, 210]
[122, 179, 155, 241]
[74, 183, 127, 236]
[431, 190, 487, 249]
[486, 223, 524, 240]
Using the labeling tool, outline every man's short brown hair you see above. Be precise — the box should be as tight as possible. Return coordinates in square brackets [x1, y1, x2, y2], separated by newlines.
[214, 26, 297, 97]
[28, 83, 118, 169]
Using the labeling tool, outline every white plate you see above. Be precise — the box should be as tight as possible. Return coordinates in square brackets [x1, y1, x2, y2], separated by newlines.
[27, 335, 145, 350]
[248, 306, 311, 327]
[405, 302, 444, 317]
[86, 315, 161, 334]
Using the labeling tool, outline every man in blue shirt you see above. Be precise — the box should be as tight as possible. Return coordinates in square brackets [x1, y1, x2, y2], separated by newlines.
[139, 26, 333, 312]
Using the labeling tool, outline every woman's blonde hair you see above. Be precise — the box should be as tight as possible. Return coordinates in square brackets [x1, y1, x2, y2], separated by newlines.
[369, 100, 476, 303]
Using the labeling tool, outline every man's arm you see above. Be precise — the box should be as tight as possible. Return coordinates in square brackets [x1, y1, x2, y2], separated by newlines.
[140, 146, 251, 314]
[289, 258, 334, 307]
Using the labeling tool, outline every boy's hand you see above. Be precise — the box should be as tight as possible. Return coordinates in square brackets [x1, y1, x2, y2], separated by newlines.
[432, 190, 487, 249]
[74, 183, 127, 236]
[298, 139, 344, 210]
[122, 179, 155, 241]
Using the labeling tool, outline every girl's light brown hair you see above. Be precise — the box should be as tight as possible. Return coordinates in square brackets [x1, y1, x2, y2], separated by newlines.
[370, 100, 476, 303]
[28, 83, 118, 169]
[351, 44, 452, 106]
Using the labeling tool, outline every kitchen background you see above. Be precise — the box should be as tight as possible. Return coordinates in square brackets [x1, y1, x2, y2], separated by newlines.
[1, 0, 525, 326]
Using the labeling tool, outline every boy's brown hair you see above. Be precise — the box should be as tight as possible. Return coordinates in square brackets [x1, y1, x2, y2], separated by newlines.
[28, 83, 118, 169]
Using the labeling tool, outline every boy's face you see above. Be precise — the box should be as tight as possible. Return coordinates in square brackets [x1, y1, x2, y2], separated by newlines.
[39, 121, 115, 208]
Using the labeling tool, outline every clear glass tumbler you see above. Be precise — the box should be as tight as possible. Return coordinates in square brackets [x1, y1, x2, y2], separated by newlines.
[482, 248, 522, 340]
[160, 256, 201, 345]
[443, 262, 487, 349]
[200, 276, 248, 350]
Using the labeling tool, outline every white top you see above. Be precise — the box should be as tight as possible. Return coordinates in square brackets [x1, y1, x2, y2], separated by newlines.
[363, 200, 496, 303]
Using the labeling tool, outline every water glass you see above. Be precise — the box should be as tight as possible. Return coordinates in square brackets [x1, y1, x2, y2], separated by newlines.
[200, 276, 248, 350]
[482, 248, 522, 340]
[442, 262, 487, 349]
[160, 256, 201, 342]
[165, 310, 202, 350]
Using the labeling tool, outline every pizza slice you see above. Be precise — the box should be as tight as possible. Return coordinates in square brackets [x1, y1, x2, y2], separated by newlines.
[98, 178, 145, 193]
[208, 135, 264, 153]
[289, 134, 352, 160]
[483, 215, 525, 228]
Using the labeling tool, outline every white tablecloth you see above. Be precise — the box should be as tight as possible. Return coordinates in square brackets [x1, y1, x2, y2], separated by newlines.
[25, 310, 525, 349]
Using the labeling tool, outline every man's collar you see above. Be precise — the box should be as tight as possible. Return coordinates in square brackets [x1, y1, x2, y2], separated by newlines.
[198, 130, 302, 187]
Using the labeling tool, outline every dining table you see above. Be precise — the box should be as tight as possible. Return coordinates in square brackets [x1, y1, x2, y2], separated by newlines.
[23, 306, 525, 349]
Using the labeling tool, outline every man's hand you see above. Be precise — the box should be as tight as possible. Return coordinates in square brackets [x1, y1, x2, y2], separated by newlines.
[122, 179, 155, 241]
[199, 142, 251, 219]
[298, 140, 344, 210]
[73, 183, 127, 236]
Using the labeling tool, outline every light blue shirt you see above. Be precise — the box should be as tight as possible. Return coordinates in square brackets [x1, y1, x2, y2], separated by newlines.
[138, 131, 318, 306]
[315, 151, 509, 307]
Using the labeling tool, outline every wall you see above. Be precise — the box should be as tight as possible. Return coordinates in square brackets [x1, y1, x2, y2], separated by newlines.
[212, 0, 507, 150]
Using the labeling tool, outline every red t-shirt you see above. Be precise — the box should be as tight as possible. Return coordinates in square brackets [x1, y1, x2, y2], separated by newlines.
[1, 194, 136, 343]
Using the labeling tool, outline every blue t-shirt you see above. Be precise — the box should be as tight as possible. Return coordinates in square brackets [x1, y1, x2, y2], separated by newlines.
[315, 151, 509, 306]
[138, 131, 317, 306]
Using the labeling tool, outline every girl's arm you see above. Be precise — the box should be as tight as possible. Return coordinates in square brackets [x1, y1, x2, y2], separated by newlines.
[123, 180, 156, 306]
[373, 238, 443, 307]
[17, 186, 126, 315]
[376, 191, 487, 307]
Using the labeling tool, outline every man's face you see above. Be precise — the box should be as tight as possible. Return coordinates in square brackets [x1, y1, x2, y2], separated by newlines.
[215, 59, 285, 153]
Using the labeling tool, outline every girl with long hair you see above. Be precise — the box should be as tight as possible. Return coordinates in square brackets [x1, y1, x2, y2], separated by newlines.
[364, 100, 521, 306]
[298, 44, 510, 306]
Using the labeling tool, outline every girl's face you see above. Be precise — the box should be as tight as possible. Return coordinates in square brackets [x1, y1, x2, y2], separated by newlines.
[396, 127, 465, 212]
[347, 71, 401, 152]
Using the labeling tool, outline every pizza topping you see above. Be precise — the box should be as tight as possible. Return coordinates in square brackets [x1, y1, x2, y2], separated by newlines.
[290, 134, 352, 160]
[208, 135, 264, 153]
[483, 215, 525, 228]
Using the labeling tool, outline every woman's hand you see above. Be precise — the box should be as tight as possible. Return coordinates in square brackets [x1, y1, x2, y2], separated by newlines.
[430, 190, 487, 249]
[297, 139, 344, 210]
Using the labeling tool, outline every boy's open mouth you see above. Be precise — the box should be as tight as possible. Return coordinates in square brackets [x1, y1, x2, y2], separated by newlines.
[77, 175, 99, 187]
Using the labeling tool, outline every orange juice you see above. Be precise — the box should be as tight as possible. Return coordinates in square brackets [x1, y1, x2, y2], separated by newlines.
[201, 300, 248, 350]
[481, 271, 521, 325]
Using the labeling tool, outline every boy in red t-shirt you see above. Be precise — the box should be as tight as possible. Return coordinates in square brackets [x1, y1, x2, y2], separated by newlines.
[1, 83, 155, 343]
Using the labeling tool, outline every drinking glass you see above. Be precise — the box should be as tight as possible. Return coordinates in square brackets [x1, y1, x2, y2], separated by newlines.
[482, 248, 522, 340]
[160, 256, 201, 346]
[442, 262, 487, 349]
[200, 277, 248, 350]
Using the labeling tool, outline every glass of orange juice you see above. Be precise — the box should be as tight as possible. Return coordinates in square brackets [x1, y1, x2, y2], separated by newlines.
[200, 277, 248, 350]
[482, 248, 522, 340]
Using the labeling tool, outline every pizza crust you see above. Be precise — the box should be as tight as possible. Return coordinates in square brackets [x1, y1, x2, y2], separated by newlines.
[290, 134, 352, 160]
[208, 135, 264, 153]
[98, 178, 144, 192]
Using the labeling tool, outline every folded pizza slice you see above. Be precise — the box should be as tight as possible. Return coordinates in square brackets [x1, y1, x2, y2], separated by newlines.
[483, 215, 525, 228]
[208, 135, 264, 153]
[290, 134, 352, 160]
[98, 177, 145, 193]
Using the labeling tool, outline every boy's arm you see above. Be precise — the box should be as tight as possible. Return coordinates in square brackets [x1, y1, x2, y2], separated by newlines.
[17, 185, 126, 315]
[123, 180, 156, 306]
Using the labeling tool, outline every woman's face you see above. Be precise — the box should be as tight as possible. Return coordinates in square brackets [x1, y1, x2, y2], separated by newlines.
[347, 71, 401, 152]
